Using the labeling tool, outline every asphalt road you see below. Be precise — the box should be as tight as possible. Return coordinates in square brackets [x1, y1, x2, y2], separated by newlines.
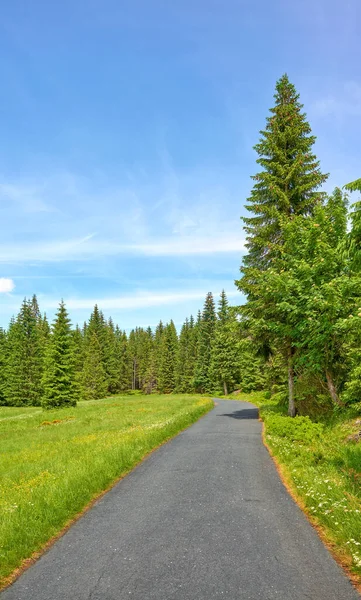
[2, 399, 359, 600]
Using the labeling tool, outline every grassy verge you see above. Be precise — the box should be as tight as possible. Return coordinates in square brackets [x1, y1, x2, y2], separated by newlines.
[227, 392, 361, 586]
[0, 394, 212, 586]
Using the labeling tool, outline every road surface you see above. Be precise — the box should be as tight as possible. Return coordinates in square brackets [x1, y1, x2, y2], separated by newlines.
[2, 399, 359, 600]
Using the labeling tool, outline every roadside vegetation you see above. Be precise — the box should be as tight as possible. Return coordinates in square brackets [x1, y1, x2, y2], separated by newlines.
[0, 394, 212, 586]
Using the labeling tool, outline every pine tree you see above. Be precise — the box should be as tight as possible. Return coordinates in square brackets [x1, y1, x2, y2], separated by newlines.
[210, 292, 239, 395]
[0, 328, 7, 405]
[72, 324, 85, 394]
[194, 293, 216, 392]
[241, 74, 328, 271]
[158, 321, 178, 393]
[237, 75, 328, 416]
[176, 316, 198, 392]
[128, 328, 141, 390]
[42, 301, 77, 409]
[80, 332, 108, 400]
[5, 299, 44, 406]
[115, 329, 132, 391]
[153, 321, 164, 389]
[103, 318, 120, 394]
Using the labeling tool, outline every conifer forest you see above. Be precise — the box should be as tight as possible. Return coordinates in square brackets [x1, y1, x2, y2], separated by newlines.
[1, 75, 361, 417]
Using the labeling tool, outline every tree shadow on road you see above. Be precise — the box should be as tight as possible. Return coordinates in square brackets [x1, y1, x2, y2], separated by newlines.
[217, 408, 259, 420]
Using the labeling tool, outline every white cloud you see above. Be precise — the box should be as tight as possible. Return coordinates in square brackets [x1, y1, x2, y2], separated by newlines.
[0, 182, 55, 213]
[0, 278, 15, 293]
[48, 289, 240, 311]
[0, 234, 245, 263]
[1, 289, 241, 313]
[127, 237, 245, 256]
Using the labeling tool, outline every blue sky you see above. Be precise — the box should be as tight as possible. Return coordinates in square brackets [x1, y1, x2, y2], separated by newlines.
[0, 0, 360, 330]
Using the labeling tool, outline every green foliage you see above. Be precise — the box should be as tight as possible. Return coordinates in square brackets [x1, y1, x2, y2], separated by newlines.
[5, 299, 44, 406]
[42, 302, 77, 409]
[158, 321, 178, 393]
[176, 316, 197, 393]
[237, 337, 266, 392]
[344, 178, 361, 193]
[241, 73, 328, 272]
[115, 329, 132, 392]
[237, 75, 329, 416]
[266, 413, 324, 442]
[80, 332, 108, 401]
[194, 292, 216, 392]
[210, 292, 239, 395]
[0, 328, 7, 405]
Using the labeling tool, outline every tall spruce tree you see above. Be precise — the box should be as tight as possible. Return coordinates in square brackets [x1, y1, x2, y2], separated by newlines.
[158, 321, 178, 393]
[0, 328, 7, 405]
[194, 293, 216, 392]
[210, 291, 239, 395]
[5, 299, 44, 406]
[42, 301, 77, 409]
[72, 324, 85, 394]
[237, 74, 328, 416]
[80, 332, 108, 400]
[176, 317, 197, 392]
[103, 318, 120, 394]
[153, 320, 164, 389]
[115, 329, 132, 391]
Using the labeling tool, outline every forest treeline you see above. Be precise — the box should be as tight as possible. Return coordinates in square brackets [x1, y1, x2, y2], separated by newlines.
[0, 291, 264, 409]
[1, 74, 361, 414]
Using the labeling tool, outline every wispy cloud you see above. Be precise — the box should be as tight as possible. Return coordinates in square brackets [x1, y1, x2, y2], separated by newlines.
[0, 278, 15, 293]
[0, 181, 56, 213]
[0, 234, 245, 263]
[2, 289, 241, 312]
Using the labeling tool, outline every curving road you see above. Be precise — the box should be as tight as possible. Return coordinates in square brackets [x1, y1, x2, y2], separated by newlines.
[2, 400, 359, 600]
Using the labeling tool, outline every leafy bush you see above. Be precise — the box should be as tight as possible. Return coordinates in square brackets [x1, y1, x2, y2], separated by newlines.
[267, 414, 324, 443]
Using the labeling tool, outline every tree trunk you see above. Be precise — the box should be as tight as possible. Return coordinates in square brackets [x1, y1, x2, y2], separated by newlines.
[287, 344, 296, 417]
[223, 381, 228, 396]
[325, 370, 342, 406]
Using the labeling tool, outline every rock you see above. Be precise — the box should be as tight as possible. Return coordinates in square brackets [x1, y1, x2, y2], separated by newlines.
[347, 431, 361, 443]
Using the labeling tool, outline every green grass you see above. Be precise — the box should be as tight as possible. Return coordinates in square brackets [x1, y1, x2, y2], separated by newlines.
[228, 391, 361, 581]
[0, 394, 213, 585]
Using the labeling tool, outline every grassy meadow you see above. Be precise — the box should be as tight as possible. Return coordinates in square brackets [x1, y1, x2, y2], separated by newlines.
[0, 394, 213, 585]
[229, 392, 361, 582]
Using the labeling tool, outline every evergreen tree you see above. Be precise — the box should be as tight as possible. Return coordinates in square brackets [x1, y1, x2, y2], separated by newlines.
[194, 293, 216, 392]
[80, 332, 108, 400]
[144, 349, 157, 394]
[128, 328, 143, 390]
[42, 301, 77, 409]
[158, 321, 178, 393]
[103, 318, 120, 394]
[210, 292, 239, 395]
[0, 328, 7, 405]
[153, 321, 164, 389]
[237, 75, 328, 416]
[30, 294, 41, 321]
[5, 299, 44, 406]
[176, 317, 197, 392]
[72, 324, 85, 394]
[116, 329, 132, 391]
